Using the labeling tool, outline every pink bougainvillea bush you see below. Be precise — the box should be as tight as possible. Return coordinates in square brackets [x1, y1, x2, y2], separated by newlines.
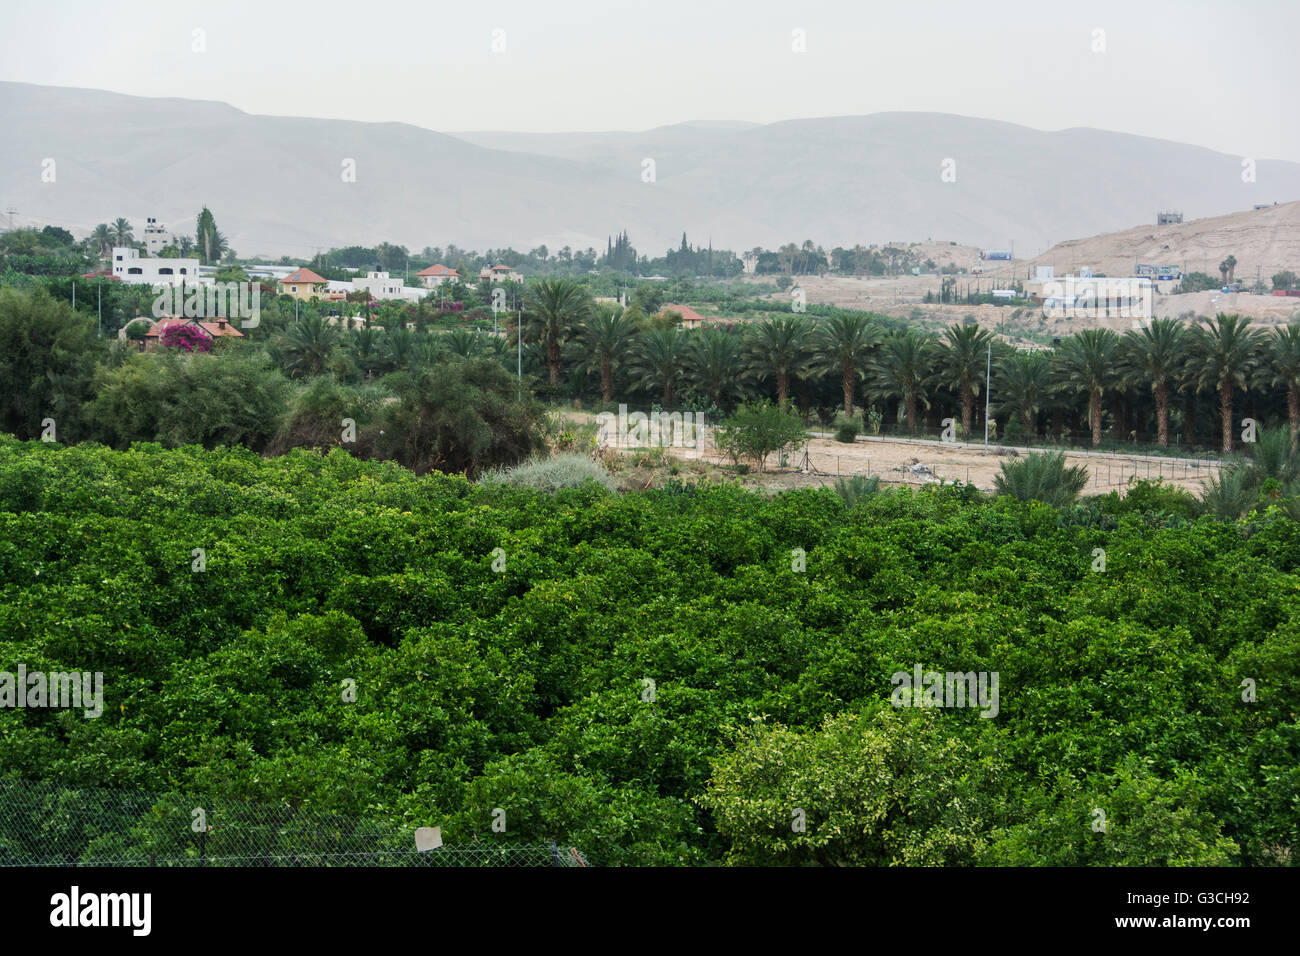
[159, 323, 214, 353]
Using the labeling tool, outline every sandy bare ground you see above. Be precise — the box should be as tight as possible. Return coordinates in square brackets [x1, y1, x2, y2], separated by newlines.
[568, 408, 1223, 496]
[658, 428, 1221, 496]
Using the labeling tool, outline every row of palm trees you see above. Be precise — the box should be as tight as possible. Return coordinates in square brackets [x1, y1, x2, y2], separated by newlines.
[521, 280, 1300, 454]
[262, 279, 1299, 455]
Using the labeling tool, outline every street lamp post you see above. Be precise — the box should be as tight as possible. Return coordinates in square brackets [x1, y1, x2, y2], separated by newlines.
[984, 343, 992, 449]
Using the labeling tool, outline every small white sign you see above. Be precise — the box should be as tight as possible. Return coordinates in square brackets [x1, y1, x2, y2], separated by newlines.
[415, 827, 443, 852]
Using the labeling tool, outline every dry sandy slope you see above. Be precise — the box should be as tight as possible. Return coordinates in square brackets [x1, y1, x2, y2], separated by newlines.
[1024, 201, 1300, 285]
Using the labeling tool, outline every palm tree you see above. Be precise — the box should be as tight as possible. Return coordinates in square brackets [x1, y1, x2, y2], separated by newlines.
[1189, 313, 1263, 453]
[745, 315, 810, 407]
[689, 326, 745, 409]
[1201, 467, 1257, 520]
[868, 329, 934, 433]
[523, 278, 591, 386]
[348, 327, 384, 379]
[90, 224, 113, 257]
[382, 327, 416, 372]
[937, 322, 993, 435]
[1202, 427, 1300, 519]
[178, 236, 195, 259]
[629, 326, 689, 406]
[277, 315, 340, 378]
[1265, 324, 1300, 439]
[995, 451, 1089, 507]
[112, 218, 134, 247]
[1219, 255, 1238, 286]
[1056, 329, 1120, 446]
[1121, 318, 1187, 447]
[445, 328, 483, 358]
[994, 350, 1050, 443]
[811, 313, 882, 416]
[580, 305, 639, 403]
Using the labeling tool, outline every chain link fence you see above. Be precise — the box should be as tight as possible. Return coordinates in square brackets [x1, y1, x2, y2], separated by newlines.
[0, 778, 587, 867]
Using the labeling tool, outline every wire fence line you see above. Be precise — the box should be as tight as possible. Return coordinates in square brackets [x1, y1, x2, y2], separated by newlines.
[0, 778, 587, 868]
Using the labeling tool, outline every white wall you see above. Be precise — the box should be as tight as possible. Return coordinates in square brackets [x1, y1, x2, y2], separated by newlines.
[111, 247, 202, 285]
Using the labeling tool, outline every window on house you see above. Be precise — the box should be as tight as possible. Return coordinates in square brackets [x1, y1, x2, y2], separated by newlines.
[128, 268, 143, 275]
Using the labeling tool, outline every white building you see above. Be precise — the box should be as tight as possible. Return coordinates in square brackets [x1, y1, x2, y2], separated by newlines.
[142, 218, 173, 255]
[352, 271, 407, 299]
[111, 247, 203, 286]
[337, 272, 425, 303]
[478, 264, 523, 283]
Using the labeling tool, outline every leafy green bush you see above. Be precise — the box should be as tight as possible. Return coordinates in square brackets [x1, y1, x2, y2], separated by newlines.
[85, 347, 289, 451]
[715, 402, 807, 470]
[0, 286, 100, 441]
[368, 358, 546, 476]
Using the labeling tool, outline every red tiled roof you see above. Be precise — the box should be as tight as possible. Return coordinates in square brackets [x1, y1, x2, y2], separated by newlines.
[417, 264, 459, 277]
[280, 268, 327, 284]
[659, 304, 708, 324]
[145, 317, 244, 338]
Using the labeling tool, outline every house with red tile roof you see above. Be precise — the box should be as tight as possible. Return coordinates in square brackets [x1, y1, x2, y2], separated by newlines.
[416, 264, 461, 289]
[136, 316, 245, 352]
[656, 304, 738, 330]
[277, 267, 328, 301]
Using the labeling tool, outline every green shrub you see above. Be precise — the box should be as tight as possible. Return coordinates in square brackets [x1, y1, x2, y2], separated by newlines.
[85, 347, 289, 451]
[994, 451, 1089, 507]
[481, 453, 618, 493]
[715, 402, 807, 471]
[833, 474, 880, 508]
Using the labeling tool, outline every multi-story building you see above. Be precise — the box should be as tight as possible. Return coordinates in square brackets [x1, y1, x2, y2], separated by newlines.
[142, 218, 173, 255]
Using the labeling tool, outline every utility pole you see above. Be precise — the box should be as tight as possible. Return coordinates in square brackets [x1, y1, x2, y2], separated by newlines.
[97, 282, 102, 337]
[517, 309, 523, 401]
[984, 342, 992, 449]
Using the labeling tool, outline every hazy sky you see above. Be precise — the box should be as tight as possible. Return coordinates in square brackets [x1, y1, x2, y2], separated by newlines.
[6, 0, 1299, 161]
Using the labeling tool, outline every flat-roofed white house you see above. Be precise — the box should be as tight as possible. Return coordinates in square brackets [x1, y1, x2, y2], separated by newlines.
[416, 264, 460, 289]
[346, 271, 426, 303]
[111, 247, 202, 286]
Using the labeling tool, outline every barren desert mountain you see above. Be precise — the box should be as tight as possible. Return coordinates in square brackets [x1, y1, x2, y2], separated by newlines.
[1023, 200, 1300, 282]
[3, 81, 1299, 258]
